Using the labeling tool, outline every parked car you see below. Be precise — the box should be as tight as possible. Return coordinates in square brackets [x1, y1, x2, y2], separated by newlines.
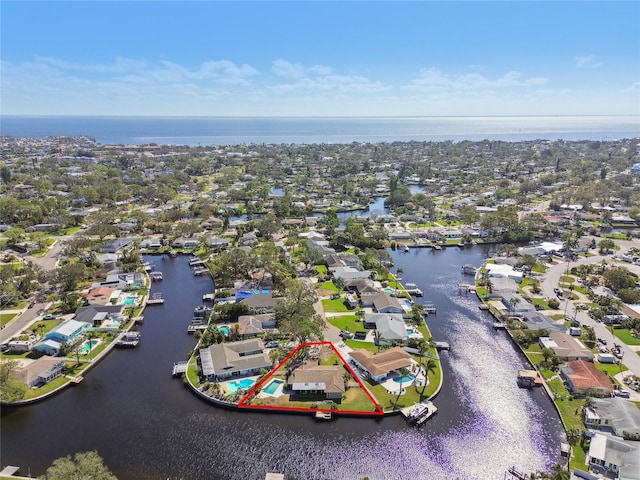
[43, 314, 57, 320]
[598, 338, 607, 345]
[339, 330, 354, 339]
[614, 389, 630, 398]
[265, 341, 279, 349]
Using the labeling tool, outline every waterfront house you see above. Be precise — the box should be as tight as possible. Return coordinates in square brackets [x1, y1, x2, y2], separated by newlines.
[237, 314, 277, 337]
[75, 305, 125, 327]
[172, 237, 200, 249]
[539, 332, 594, 362]
[349, 347, 413, 383]
[363, 313, 408, 344]
[99, 237, 135, 254]
[91, 272, 143, 290]
[584, 397, 640, 440]
[330, 266, 372, 282]
[371, 292, 405, 315]
[14, 358, 66, 388]
[84, 286, 118, 306]
[560, 360, 613, 397]
[498, 293, 534, 314]
[586, 433, 640, 479]
[199, 339, 272, 381]
[32, 319, 91, 356]
[287, 361, 345, 400]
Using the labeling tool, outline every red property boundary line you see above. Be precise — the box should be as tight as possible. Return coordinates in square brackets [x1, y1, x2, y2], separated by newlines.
[238, 341, 384, 416]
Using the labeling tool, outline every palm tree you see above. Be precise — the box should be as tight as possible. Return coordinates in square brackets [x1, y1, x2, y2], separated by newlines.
[395, 268, 403, 288]
[479, 268, 492, 294]
[422, 358, 437, 395]
[393, 367, 410, 410]
[508, 296, 521, 312]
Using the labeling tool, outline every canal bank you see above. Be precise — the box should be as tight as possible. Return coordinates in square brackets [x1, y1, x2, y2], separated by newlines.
[1, 250, 565, 480]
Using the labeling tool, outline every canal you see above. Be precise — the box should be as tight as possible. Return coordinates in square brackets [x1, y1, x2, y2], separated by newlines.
[1, 248, 565, 480]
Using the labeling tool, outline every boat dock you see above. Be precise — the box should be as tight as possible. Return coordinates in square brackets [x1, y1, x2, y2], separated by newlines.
[404, 283, 423, 296]
[400, 400, 437, 425]
[116, 331, 140, 348]
[435, 341, 450, 351]
[150, 271, 163, 281]
[172, 361, 188, 376]
[478, 303, 490, 310]
[187, 324, 208, 334]
[423, 302, 436, 313]
[202, 293, 216, 302]
[146, 292, 165, 305]
[193, 267, 209, 276]
[189, 258, 205, 266]
[493, 322, 506, 330]
[457, 283, 476, 293]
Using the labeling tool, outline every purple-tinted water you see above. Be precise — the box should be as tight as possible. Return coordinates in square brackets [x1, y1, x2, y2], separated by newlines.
[0, 249, 564, 479]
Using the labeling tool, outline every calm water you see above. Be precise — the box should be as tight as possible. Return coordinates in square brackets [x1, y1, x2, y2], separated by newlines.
[1, 250, 565, 479]
[1, 115, 638, 145]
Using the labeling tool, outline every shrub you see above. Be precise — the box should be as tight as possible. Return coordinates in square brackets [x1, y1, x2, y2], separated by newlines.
[548, 298, 560, 309]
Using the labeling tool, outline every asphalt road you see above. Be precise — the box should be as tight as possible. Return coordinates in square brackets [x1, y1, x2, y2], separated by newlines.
[538, 238, 640, 378]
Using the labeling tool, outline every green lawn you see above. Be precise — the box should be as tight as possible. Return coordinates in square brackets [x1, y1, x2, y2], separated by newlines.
[532, 264, 547, 273]
[187, 356, 200, 387]
[316, 265, 328, 276]
[344, 339, 378, 351]
[321, 297, 355, 313]
[367, 382, 430, 411]
[560, 275, 575, 284]
[530, 298, 550, 310]
[28, 319, 63, 335]
[316, 281, 340, 294]
[595, 361, 627, 379]
[0, 312, 18, 327]
[611, 328, 640, 346]
[327, 315, 364, 334]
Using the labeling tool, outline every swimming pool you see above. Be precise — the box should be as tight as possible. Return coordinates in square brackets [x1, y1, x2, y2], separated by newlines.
[79, 339, 101, 354]
[392, 373, 416, 384]
[404, 300, 413, 307]
[218, 325, 230, 336]
[226, 378, 256, 393]
[263, 379, 283, 395]
[123, 297, 136, 306]
[384, 288, 394, 294]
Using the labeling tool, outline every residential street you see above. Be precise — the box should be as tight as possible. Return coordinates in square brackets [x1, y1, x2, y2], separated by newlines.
[538, 237, 640, 379]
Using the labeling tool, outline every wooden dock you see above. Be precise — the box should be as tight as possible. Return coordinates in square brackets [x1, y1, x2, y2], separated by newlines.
[493, 322, 506, 330]
[172, 361, 188, 376]
[150, 272, 163, 281]
[423, 302, 437, 314]
[187, 324, 208, 334]
[146, 293, 165, 305]
[400, 400, 437, 425]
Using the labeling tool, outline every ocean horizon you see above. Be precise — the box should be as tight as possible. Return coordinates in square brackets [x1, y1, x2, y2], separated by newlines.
[1, 114, 639, 146]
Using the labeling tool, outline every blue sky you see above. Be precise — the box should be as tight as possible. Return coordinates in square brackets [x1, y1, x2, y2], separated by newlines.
[2, 1, 639, 116]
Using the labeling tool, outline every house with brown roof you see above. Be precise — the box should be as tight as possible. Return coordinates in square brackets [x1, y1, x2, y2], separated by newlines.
[238, 292, 280, 312]
[287, 361, 345, 400]
[539, 332, 595, 362]
[199, 339, 272, 381]
[84, 286, 117, 306]
[349, 347, 413, 382]
[237, 314, 277, 337]
[560, 360, 614, 397]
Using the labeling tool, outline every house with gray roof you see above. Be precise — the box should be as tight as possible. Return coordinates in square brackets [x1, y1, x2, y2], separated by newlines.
[371, 292, 405, 315]
[363, 313, 408, 344]
[584, 397, 640, 441]
[287, 361, 345, 400]
[586, 433, 640, 480]
[199, 339, 272, 381]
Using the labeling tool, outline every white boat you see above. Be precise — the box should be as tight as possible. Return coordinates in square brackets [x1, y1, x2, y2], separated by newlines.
[403, 245, 410, 252]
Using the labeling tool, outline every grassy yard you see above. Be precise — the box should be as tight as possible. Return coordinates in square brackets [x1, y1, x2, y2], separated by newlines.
[316, 281, 340, 295]
[611, 328, 640, 346]
[316, 265, 328, 276]
[532, 264, 547, 273]
[0, 312, 18, 327]
[321, 297, 356, 313]
[530, 298, 551, 310]
[186, 356, 200, 387]
[327, 315, 364, 334]
[595, 361, 627, 379]
[367, 382, 429, 411]
[344, 339, 378, 351]
[27, 318, 63, 335]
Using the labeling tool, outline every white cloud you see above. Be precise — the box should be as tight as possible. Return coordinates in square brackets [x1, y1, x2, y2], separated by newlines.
[271, 59, 333, 79]
[404, 68, 548, 92]
[575, 55, 602, 69]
